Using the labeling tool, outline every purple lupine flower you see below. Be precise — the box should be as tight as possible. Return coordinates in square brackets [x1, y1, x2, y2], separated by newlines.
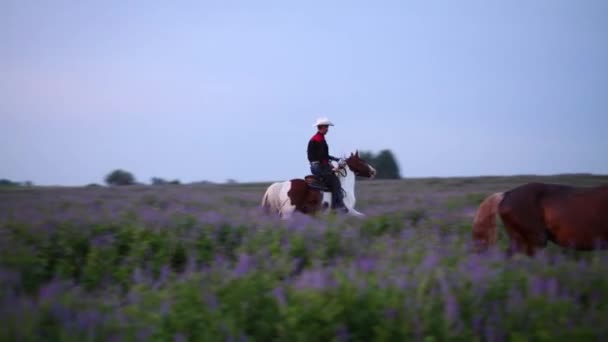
[51, 303, 74, 326]
[114, 311, 129, 326]
[0, 268, 21, 287]
[234, 253, 255, 277]
[437, 274, 460, 328]
[506, 287, 524, 313]
[528, 276, 544, 297]
[294, 269, 330, 290]
[91, 233, 115, 248]
[400, 228, 415, 240]
[546, 277, 559, 299]
[356, 256, 376, 273]
[420, 252, 439, 271]
[384, 308, 398, 320]
[38, 279, 65, 302]
[335, 324, 350, 342]
[137, 327, 153, 342]
[158, 265, 171, 284]
[126, 290, 140, 304]
[472, 314, 483, 335]
[204, 293, 219, 311]
[76, 310, 102, 334]
[272, 286, 286, 307]
[133, 268, 146, 284]
[160, 300, 172, 316]
[174, 333, 187, 342]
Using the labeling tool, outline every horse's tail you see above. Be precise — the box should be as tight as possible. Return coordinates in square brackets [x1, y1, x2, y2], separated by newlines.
[472, 192, 505, 251]
[261, 187, 276, 215]
[261, 190, 270, 213]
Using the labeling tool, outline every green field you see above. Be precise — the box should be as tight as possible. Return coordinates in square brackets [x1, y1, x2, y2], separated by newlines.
[1, 174, 607, 341]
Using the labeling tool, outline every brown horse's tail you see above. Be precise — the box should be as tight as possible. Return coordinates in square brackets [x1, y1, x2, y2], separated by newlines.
[472, 192, 505, 251]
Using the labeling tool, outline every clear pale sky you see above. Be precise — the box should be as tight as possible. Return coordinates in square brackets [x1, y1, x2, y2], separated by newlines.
[2, 0, 607, 185]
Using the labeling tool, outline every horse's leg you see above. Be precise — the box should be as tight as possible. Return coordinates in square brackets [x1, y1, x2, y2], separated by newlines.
[280, 203, 296, 220]
[502, 216, 546, 257]
[499, 193, 550, 257]
[503, 221, 527, 257]
[348, 208, 365, 217]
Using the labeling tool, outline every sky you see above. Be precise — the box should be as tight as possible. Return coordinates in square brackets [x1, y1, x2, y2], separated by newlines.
[1, 0, 607, 185]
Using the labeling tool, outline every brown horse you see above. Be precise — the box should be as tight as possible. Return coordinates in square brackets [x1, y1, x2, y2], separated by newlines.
[261, 151, 376, 219]
[472, 182, 608, 256]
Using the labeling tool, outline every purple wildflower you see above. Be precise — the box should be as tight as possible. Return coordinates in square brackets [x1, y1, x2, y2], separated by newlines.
[294, 269, 334, 290]
[76, 310, 102, 334]
[335, 324, 350, 342]
[234, 253, 255, 277]
[528, 276, 544, 297]
[384, 308, 398, 320]
[545, 277, 559, 298]
[137, 327, 153, 342]
[272, 286, 286, 307]
[420, 252, 440, 271]
[356, 256, 376, 273]
[507, 287, 524, 313]
[204, 292, 219, 311]
[160, 300, 172, 316]
[132, 267, 146, 284]
[438, 274, 460, 328]
[38, 279, 65, 302]
[51, 303, 74, 325]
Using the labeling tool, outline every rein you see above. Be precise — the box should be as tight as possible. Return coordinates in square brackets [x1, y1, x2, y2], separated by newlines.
[335, 167, 347, 178]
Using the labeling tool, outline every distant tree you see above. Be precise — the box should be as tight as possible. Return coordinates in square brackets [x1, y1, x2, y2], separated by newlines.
[0, 179, 17, 187]
[151, 177, 180, 185]
[105, 169, 136, 186]
[358, 151, 376, 164]
[374, 149, 401, 179]
[356, 149, 401, 180]
[151, 177, 168, 185]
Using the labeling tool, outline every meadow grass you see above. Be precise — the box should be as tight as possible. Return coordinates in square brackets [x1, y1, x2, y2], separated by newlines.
[1, 175, 607, 341]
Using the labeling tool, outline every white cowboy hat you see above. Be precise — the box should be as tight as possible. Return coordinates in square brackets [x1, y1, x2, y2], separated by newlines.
[313, 117, 334, 127]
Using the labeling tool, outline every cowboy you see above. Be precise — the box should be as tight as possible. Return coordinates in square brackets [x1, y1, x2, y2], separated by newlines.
[307, 117, 348, 213]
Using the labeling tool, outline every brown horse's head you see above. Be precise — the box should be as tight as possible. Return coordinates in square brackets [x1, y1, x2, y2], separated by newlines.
[342, 150, 376, 178]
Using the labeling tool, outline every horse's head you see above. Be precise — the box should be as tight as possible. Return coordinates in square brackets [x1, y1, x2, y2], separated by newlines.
[341, 150, 376, 178]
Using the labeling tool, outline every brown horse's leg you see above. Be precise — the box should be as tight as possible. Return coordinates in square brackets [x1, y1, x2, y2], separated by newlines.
[498, 190, 551, 257]
[501, 215, 547, 257]
[503, 222, 528, 257]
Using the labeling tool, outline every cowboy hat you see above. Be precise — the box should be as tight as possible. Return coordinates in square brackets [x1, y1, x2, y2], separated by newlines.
[313, 117, 334, 127]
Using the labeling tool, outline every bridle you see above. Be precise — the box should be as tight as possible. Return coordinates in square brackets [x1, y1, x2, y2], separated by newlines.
[335, 157, 368, 178]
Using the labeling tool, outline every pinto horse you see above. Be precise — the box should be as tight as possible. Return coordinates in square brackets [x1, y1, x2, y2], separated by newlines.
[472, 182, 608, 256]
[261, 151, 376, 219]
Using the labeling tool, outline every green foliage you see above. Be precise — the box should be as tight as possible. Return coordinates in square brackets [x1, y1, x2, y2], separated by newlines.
[105, 169, 136, 186]
[3, 176, 608, 340]
[358, 149, 401, 179]
[151, 177, 181, 185]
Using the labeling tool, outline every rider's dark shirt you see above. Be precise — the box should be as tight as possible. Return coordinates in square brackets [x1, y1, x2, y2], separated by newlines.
[307, 132, 335, 164]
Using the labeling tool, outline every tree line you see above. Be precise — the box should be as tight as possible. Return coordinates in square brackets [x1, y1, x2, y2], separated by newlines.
[357, 149, 401, 180]
[1, 148, 401, 187]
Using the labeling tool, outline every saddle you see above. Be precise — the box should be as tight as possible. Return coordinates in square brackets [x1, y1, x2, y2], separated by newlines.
[304, 175, 331, 192]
